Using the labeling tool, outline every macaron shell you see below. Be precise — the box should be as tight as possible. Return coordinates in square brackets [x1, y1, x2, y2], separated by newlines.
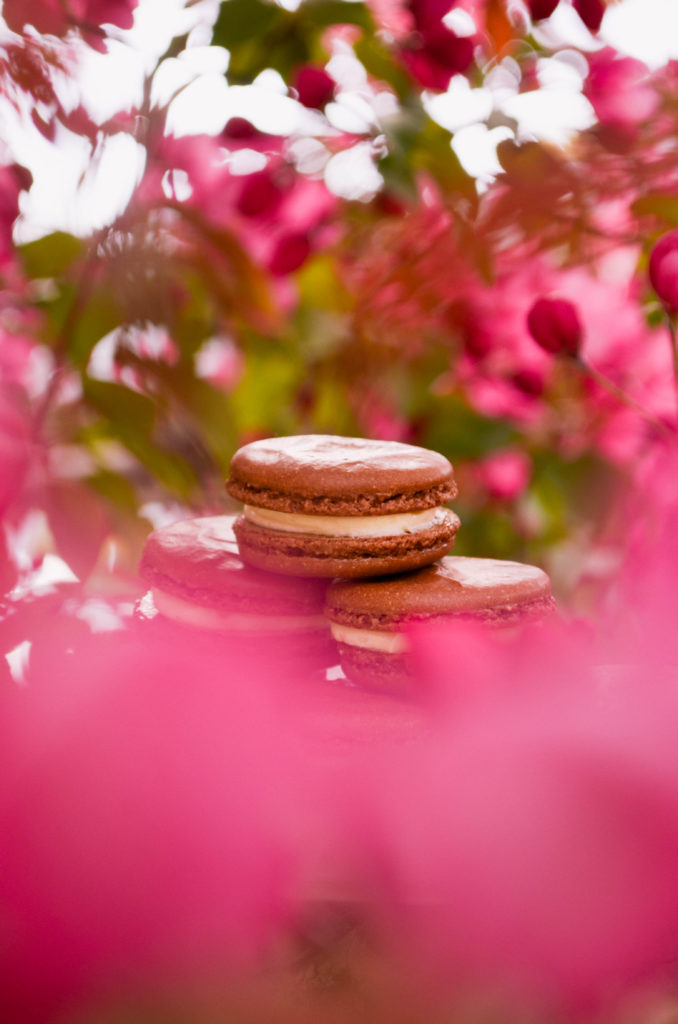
[226, 434, 456, 512]
[233, 511, 460, 579]
[139, 515, 328, 614]
[135, 592, 337, 670]
[335, 644, 412, 694]
[326, 556, 554, 626]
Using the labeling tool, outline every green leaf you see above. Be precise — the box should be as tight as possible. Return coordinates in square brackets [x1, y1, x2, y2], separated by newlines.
[229, 346, 301, 434]
[213, 0, 373, 81]
[68, 292, 121, 368]
[632, 194, 678, 226]
[212, 0, 282, 49]
[302, 1, 372, 30]
[83, 380, 199, 496]
[123, 435, 199, 496]
[416, 122, 475, 196]
[19, 231, 85, 279]
[354, 35, 410, 99]
[423, 395, 518, 461]
[88, 469, 138, 511]
[83, 379, 156, 435]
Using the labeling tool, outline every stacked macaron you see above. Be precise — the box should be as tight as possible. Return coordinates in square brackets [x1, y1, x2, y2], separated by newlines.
[326, 557, 555, 692]
[136, 514, 334, 667]
[225, 435, 460, 578]
[222, 434, 555, 692]
[137, 433, 555, 691]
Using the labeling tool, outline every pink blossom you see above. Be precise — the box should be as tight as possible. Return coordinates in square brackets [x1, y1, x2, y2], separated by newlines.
[0, 633, 307, 1020]
[0, 383, 31, 520]
[396, 0, 476, 90]
[527, 0, 560, 19]
[649, 231, 678, 314]
[268, 231, 312, 276]
[573, 0, 605, 32]
[3, 0, 138, 42]
[527, 297, 582, 358]
[236, 168, 286, 218]
[291, 64, 335, 109]
[0, 163, 31, 266]
[401, 27, 474, 91]
[477, 449, 532, 501]
[344, 594, 678, 1012]
[366, 0, 415, 39]
[585, 49, 657, 130]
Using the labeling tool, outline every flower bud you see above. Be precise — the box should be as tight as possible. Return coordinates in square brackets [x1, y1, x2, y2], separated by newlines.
[649, 232, 678, 315]
[527, 0, 560, 19]
[292, 65, 335, 110]
[573, 0, 605, 32]
[269, 232, 311, 276]
[527, 297, 582, 357]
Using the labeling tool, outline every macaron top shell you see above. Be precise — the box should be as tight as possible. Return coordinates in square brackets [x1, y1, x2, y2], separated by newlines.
[139, 515, 327, 613]
[326, 556, 553, 626]
[226, 435, 456, 514]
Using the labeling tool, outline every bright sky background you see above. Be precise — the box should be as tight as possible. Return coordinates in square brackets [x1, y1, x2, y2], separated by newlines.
[3, 0, 678, 240]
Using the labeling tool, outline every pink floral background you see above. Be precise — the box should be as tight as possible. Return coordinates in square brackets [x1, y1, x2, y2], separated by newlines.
[4, 1, 678, 1020]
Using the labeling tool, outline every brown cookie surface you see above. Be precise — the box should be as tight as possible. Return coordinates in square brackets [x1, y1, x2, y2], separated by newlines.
[327, 556, 554, 627]
[139, 514, 328, 614]
[326, 556, 556, 692]
[226, 434, 456, 515]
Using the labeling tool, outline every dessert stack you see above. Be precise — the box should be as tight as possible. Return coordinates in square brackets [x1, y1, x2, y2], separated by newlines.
[138, 434, 555, 693]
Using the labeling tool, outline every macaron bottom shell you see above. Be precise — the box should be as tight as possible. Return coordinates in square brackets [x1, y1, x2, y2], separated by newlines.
[333, 596, 558, 695]
[232, 511, 460, 579]
[134, 592, 337, 673]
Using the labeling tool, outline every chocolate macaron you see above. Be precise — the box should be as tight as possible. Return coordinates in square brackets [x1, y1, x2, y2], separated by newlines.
[226, 435, 460, 578]
[137, 515, 334, 666]
[326, 556, 556, 691]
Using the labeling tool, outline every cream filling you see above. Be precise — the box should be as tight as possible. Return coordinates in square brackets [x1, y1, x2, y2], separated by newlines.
[243, 504, 447, 538]
[331, 622, 409, 654]
[152, 588, 327, 633]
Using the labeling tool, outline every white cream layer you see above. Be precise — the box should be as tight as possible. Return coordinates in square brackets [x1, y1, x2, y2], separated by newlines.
[152, 588, 327, 633]
[331, 622, 409, 654]
[243, 504, 447, 538]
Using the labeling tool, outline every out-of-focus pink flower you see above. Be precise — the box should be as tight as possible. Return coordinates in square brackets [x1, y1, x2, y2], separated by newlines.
[573, 0, 605, 31]
[401, 27, 474, 90]
[222, 117, 258, 140]
[649, 231, 678, 314]
[356, 393, 414, 442]
[0, 163, 31, 265]
[366, 0, 414, 38]
[236, 168, 285, 218]
[83, 0, 137, 29]
[399, 0, 475, 90]
[585, 49, 657, 130]
[195, 337, 244, 392]
[0, 633, 306, 1021]
[292, 64, 335, 109]
[0, 384, 31, 521]
[268, 231, 312, 276]
[3, 0, 64, 35]
[147, 133, 336, 281]
[527, 0, 560, 19]
[3, 0, 138, 41]
[477, 448, 532, 501]
[343, 587, 678, 1012]
[220, 118, 279, 154]
[527, 297, 582, 357]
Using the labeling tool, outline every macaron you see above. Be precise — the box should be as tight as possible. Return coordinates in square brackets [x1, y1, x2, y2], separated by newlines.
[225, 435, 460, 578]
[137, 514, 334, 667]
[326, 556, 556, 691]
